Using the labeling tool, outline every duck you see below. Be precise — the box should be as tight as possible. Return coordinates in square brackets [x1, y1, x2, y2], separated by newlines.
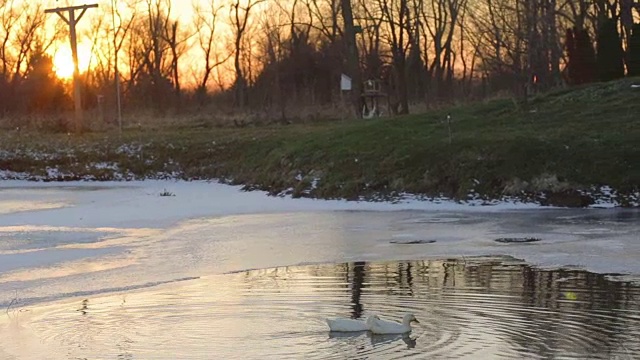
[326, 314, 380, 332]
[370, 313, 419, 334]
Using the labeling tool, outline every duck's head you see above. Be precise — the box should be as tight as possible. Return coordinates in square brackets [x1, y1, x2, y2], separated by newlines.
[403, 313, 419, 324]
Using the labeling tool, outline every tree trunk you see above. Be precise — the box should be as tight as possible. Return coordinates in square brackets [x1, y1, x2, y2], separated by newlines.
[341, 0, 362, 118]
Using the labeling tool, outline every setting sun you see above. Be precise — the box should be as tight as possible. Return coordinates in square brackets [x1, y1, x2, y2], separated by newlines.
[52, 45, 92, 79]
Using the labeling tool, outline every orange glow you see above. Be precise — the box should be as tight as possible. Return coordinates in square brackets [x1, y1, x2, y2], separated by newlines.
[52, 44, 92, 79]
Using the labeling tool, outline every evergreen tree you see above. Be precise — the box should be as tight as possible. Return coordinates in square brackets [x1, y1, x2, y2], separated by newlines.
[596, 18, 625, 81]
[566, 28, 577, 83]
[19, 46, 69, 113]
[575, 29, 597, 84]
[0, 74, 9, 114]
[628, 23, 640, 77]
[566, 27, 596, 85]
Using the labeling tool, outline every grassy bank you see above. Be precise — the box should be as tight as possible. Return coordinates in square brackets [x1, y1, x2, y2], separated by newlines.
[1, 78, 640, 207]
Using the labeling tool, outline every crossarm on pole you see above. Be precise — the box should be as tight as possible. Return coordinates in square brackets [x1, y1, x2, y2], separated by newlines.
[55, 12, 70, 25]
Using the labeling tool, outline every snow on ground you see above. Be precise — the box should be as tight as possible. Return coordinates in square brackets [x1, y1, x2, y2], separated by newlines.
[0, 179, 639, 305]
[0, 180, 545, 229]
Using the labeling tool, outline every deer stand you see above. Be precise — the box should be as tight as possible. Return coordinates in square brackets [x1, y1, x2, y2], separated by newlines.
[361, 79, 388, 119]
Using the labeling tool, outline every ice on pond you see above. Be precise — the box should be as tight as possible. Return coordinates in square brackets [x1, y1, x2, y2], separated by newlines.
[0, 181, 639, 359]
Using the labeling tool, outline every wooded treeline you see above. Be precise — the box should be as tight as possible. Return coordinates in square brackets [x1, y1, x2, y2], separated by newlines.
[1, 0, 639, 123]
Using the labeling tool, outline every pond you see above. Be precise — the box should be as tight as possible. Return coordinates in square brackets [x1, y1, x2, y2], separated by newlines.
[1, 182, 639, 359]
[4, 258, 639, 359]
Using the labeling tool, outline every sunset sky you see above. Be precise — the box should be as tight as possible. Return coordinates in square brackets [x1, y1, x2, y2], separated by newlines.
[40, 0, 204, 81]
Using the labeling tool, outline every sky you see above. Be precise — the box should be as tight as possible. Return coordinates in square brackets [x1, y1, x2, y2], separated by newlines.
[39, 0, 201, 81]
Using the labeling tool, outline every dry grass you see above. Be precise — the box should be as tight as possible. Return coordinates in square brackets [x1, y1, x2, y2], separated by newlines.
[2, 77, 640, 207]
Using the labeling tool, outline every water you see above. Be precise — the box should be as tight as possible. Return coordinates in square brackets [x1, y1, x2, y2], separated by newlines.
[4, 258, 639, 359]
[5, 208, 639, 309]
[1, 184, 640, 359]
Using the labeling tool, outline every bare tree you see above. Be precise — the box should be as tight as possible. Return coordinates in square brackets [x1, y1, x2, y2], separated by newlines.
[563, 0, 590, 30]
[0, 0, 19, 78]
[355, 0, 384, 80]
[421, 0, 468, 101]
[3, 0, 625, 118]
[0, 1, 65, 114]
[125, 0, 186, 110]
[302, 0, 342, 42]
[377, 0, 411, 114]
[230, 0, 265, 107]
[257, 11, 287, 118]
[111, 0, 139, 95]
[193, 0, 231, 103]
[11, 4, 48, 84]
[161, 2, 194, 108]
[456, 1, 479, 96]
[0, 3, 62, 110]
[468, 0, 527, 94]
[0, 0, 20, 113]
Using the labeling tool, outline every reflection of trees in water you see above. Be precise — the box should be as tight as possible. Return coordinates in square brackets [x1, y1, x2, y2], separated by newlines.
[390, 262, 415, 296]
[404, 263, 413, 296]
[330, 258, 640, 357]
[474, 260, 638, 357]
[346, 261, 418, 319]
[559, 271, 637, 355]
[442, 259, 463, 288]
[504, 267, 639, 357]
[242, 259, 638, 357]
[350, 261, 366, 319]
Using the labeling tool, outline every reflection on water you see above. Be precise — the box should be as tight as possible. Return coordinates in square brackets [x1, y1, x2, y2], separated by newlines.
[0, 200, 67, 215]
[3, 257, 640, 360]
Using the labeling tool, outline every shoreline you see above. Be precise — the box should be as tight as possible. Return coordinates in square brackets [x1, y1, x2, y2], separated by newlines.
[1, 180, 639, 274]
[0, 174, 636, 209]
[2, 78, 640, 209]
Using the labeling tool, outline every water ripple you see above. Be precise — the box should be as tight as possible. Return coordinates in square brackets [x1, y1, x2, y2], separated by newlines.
[2, 258, 640, 360]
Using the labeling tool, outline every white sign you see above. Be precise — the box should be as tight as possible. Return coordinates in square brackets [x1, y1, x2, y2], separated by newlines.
[340, 74, 352, 91]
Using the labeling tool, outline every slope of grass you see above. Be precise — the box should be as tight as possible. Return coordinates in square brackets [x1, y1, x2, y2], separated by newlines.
[1, 77, 640, 207]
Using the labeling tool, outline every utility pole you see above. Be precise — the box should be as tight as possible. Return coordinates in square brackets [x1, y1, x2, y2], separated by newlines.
[111, 0, 123, 133]
[45, 4, 98, 133]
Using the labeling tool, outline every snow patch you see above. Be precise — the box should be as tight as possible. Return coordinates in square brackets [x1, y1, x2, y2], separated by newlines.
[116, 143, 144, 156]
[91, 162, 120, 171]
[1, 146, 638, 208]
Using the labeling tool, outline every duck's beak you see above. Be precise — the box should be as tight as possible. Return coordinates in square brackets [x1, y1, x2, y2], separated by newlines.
[413, 318, 420, 324]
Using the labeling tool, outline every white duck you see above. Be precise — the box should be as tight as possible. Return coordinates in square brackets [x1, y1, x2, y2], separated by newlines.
[326, 314, 380, 332]
[370, 313, 419, 334]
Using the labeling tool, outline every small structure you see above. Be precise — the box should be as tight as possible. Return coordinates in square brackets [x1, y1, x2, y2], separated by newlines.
[96, 94, 105, 123]
[340, 74, 352, 118]
[361, 79, 387, 119]
[340, 73, 391, 119]
[340, 74, 352, 91]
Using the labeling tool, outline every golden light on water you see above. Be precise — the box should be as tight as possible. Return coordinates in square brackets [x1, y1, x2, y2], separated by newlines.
[0, 200, 67, 214]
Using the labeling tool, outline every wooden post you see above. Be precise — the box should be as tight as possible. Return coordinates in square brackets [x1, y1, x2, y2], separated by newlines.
[45, 4, 98, 133]
[341, 0, 362, 119]
[111, 0, 123, 133]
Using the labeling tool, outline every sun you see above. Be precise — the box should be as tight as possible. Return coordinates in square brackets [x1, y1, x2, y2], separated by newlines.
[52, 45, 92, 79]
[53, 48, 74, 79]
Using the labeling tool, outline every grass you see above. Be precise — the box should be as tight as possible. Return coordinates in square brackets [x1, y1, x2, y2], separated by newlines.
[159, 189, 175, 197]
[1, 77, 640, 207]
